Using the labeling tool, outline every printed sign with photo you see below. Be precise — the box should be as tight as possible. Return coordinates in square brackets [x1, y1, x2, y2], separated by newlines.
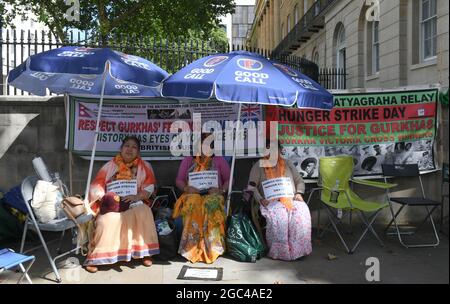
[272, 89, 438, 178]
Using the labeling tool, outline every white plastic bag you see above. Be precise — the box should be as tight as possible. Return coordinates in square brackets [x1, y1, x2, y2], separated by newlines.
[31, 180, 60, 223]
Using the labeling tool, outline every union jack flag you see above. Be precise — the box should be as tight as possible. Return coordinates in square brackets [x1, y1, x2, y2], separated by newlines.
[240, 104, 261, 123]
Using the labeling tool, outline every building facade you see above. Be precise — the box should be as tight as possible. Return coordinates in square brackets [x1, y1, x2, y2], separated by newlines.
[248, 0, 449, 89]
[232, 5, 256, 47]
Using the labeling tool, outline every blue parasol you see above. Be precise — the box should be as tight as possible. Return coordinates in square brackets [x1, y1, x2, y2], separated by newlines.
[8, 46, 169, 209]
[161, 50, 334, 214]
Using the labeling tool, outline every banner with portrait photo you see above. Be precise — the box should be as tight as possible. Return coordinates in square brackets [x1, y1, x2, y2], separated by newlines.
[266, 88, 439, 178]
[65, 96, 263, 159]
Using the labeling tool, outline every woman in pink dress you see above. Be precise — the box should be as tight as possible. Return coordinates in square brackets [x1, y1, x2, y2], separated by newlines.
[246, 142, 312, 261]
[173, 133, 231, 263]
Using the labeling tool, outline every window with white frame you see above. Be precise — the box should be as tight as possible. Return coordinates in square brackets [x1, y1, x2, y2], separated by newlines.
[314, 0, 320, 16]
[287, 14, 291, 32]
[238, 25, 247, 37]
[420, 0, 437, 61]
[312, 49, 320, 66]
[372, 21, 380, 73]
[248, 6, 254, 23]
[335, 24, 346, 70]
[294, 4, 299, 25]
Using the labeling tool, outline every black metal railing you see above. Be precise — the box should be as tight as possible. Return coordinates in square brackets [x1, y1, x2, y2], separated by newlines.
[1, 29, 344, 95]
[318, 67, 347, 90]
[230, 44, 320, 83]
[229, 45, 346, 90]
[0, 29, 230, 95]
[273, 0, 337, 57]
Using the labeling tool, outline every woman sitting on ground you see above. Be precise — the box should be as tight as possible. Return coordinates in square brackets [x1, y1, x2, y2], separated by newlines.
[84, 136, 159, 273]
[173, 133, 230, 263]
[246, 140, 312, 261]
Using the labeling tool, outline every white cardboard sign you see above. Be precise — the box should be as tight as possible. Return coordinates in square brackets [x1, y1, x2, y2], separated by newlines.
[106, 180, 137, 196]
[188, 171, 219, 190]
[262, 177, 294, 201]
[184, 268, 219, 279]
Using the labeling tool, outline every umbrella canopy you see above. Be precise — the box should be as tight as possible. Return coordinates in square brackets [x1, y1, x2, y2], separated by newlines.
[162, 50, 333, 109]
[8, 46, 169, 211]
[8, 46, 168, 97]
[161, 51, 334, 215]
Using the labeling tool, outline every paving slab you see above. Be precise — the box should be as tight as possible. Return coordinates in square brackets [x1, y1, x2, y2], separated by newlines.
[1, 227, 448, 284]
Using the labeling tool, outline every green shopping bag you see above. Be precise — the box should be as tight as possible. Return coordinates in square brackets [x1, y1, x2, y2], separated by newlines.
[226, 205, 265, 263]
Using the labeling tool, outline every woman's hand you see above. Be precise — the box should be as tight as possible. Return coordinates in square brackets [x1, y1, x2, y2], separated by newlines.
[294, 193, 304, 202]
[184, 186, 200, 194]
[260, 199, 270, 207]
[208, 187, 224, 195]
[122, 195, 141, 204]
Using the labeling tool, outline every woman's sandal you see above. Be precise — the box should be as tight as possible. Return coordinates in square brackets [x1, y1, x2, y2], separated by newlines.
[85, 265, 98, 273]
[142, 257, 153, 267]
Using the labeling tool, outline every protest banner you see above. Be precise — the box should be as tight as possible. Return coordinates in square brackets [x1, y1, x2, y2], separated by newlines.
[66, 96, 263, 159]
[266, 88, 438, 178]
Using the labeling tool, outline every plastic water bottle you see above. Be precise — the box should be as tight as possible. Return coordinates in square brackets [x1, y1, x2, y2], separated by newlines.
[53, 172, 65, 195]
[330, 179, 340, 203]
[72, 229, 78, 245]
[330, 179, 343, 219]
[52, 172, 67, 219]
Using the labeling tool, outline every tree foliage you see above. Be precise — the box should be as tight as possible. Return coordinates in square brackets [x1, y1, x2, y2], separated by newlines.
[0, 0, 235, 46]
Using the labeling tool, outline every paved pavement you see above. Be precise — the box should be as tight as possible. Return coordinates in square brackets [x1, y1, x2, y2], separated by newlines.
[1, 225, 448, 284]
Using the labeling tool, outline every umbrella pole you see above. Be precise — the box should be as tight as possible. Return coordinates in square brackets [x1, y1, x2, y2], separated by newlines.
[226, 103, 242, 216]
[83, 62, 109, 212]
[69, 150, 73, 194]
[63, 93, 74, 195]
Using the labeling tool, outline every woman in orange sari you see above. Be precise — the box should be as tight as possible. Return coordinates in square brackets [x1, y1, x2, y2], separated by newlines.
[173, 134, 230, 263]
[84, 136, 159, 273]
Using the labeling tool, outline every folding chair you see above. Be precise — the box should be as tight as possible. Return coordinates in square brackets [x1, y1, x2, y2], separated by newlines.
[307, 156, 396, 254]
[249, 195, 267, 248]
[0, 248, 35, 284]
[382, 164, 441, 248]
[441, 163, 449, 236]
[19, 176, 92, 283]
[151, 185, 179, 209]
